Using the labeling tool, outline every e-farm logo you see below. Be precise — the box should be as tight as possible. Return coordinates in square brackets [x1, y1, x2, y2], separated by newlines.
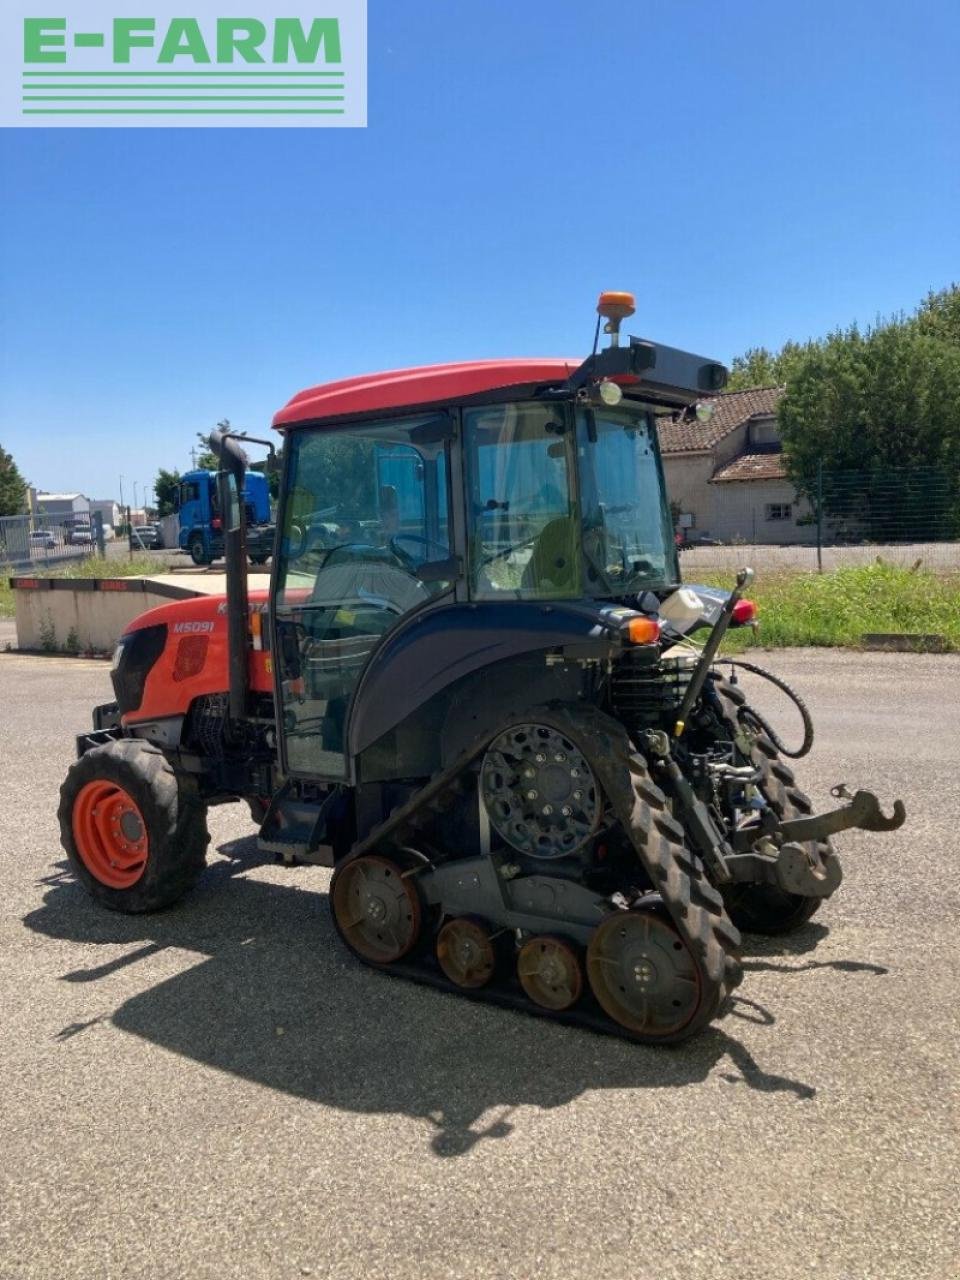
[2, 2, 366, 127]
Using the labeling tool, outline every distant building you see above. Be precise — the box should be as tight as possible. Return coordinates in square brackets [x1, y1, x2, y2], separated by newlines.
[32, 492, 91, 526]
[657, 387, 815, 545]
[90, 498, 121, 529]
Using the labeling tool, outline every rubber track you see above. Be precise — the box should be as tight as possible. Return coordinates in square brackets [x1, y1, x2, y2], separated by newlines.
[712, 676, 835, 865]
[338, 702, 744, 1036]
[544, 704, 743, 999]
[711, 674, 837, 932]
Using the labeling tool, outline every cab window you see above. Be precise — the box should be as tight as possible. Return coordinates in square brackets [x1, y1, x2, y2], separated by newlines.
[275, 415, 453, 778]
[463, 402, 580, 599]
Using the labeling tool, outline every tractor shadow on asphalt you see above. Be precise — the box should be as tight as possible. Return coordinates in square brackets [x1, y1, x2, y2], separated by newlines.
[24, 836, 882, 1158]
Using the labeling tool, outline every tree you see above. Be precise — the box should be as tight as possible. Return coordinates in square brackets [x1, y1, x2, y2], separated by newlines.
[193, 431, 218, 471]
[778, 320, 960, 540]
[725, 340, 814, 391]
[914, 283, 960, 348]
[250, 448, 282, 501]
[0, 444, 27, 517]
[154, 467, 181, 518]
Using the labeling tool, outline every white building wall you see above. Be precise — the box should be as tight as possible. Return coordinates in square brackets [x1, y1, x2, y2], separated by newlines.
[710, 480, 817, 544]
[90, 499, 121, 527]
[662, 454, 715, 538]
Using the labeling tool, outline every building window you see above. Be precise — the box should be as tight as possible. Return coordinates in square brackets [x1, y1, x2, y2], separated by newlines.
[765, 503, 792, 521]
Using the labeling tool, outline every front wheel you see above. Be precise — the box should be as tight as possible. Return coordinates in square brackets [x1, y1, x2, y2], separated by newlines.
[189, 534, 211, 566]
[58, 740, 209, 912]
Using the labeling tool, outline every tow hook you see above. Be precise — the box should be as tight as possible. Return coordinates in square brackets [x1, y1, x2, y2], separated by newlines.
[726, 787, 906, 899]
[777, 787, 906, 842]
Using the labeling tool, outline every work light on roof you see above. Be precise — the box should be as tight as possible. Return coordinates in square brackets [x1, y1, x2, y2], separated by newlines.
[597, 378, 624, 406]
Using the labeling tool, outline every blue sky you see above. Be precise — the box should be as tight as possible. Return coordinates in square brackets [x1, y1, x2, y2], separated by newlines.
[1, 0, 958, 500]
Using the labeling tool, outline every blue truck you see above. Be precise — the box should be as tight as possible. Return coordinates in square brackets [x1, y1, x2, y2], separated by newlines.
[176, 468, 275, 566]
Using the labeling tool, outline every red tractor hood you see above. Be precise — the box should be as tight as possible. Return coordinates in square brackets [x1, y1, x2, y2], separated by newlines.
[121, 589, 273, 726]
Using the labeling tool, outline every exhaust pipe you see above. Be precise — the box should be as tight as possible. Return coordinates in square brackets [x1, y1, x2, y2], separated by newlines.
[208, 428, 251, 726]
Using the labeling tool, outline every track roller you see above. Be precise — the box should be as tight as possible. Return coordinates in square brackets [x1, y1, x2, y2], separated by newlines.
[436, 916, 498, 989]
[330, 854, 422, 964]
[517, 935, 583, 1011]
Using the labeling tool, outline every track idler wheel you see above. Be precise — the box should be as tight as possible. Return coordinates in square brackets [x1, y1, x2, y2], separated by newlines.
[517, 936, 583, 1011]
[586, 909, 707, 1042]
[330, 854, 422, 964]
[436, 917, 498, 989]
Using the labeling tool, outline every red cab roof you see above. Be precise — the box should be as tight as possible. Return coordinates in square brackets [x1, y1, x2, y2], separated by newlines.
[272, 358, 580, 428]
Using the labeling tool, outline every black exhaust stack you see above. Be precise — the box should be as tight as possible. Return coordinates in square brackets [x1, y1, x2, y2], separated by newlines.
[208, 428, 251, 725]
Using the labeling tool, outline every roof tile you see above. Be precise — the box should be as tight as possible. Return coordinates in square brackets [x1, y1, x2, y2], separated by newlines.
[710, 450, 789, 483]
[657, 385, 782, 454]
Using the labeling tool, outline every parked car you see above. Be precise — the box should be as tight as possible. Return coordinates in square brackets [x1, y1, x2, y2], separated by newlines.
[129, 523, 163, 550]
[67, 525, 94, 545]
[29, 529, 57, 551]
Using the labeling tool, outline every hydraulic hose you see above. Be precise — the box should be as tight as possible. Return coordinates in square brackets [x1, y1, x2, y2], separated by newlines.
[717, 658, 815, 759]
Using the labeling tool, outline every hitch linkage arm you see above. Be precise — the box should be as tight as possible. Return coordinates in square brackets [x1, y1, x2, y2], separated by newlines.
[723, 787, 906, 900]
[730, 787, 906, 854]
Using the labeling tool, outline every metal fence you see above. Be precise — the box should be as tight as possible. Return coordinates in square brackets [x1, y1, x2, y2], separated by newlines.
[681, 465, 960, 576]
[0, 511, 106, 572]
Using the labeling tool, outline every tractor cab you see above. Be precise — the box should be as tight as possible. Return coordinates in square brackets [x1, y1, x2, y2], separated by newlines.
[267, 300, 725, 782]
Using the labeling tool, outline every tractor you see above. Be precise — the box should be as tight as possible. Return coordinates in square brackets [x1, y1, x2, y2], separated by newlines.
[58, 291, 905, 1044]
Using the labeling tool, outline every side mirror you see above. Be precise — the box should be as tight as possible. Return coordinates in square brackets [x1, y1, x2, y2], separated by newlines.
[173, 491, 180, 512]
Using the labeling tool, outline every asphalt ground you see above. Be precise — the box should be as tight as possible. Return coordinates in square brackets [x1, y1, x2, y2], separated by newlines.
[0, 649, 957, 1280]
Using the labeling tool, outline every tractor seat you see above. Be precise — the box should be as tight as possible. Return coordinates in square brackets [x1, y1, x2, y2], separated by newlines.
[308, 557, 430, 614]
[522, 516, 579, 595]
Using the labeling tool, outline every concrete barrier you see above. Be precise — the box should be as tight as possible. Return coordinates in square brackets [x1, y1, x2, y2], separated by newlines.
[8, 575, 218, 653]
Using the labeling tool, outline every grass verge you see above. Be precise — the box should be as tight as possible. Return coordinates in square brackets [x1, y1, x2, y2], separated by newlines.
[712, 562, 960, 652]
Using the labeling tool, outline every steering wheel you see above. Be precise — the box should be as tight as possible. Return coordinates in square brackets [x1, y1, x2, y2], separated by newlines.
[389, 533, 449, 572]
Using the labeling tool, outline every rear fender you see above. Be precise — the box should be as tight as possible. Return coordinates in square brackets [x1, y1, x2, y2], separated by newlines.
[346, 600, 623, 757]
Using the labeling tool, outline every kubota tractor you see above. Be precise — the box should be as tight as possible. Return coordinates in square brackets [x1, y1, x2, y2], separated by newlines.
[59, 292, 905, 1043]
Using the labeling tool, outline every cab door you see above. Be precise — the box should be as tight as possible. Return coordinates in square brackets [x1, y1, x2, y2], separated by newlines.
[272, 414, 455, 780]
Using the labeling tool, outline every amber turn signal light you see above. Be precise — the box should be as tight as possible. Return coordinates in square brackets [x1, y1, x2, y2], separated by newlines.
[597, 290, 636, 320]
[732, 599, 758, 625]
[627, 616, 661, 645]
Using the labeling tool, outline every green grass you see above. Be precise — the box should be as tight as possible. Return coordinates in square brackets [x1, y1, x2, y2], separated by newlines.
[709, 562, 960, 652]
[0, 555, 165, 618]
[46, 554, 161, 580]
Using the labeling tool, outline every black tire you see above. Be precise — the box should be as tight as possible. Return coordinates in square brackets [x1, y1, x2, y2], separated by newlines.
[249, 554, 270, 566]
[710, 675, 829, 934]
[189, 534, 210, 567]
[58, 739, 209, 913]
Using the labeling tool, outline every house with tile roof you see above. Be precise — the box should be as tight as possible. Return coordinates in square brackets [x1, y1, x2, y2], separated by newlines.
[657, 386, 816, 544]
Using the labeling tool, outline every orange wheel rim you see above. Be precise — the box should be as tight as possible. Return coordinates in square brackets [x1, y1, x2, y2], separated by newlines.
[71, 780, 148, 889]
